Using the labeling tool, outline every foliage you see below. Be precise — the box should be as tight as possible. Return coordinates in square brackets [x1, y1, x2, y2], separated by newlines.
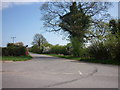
[29, 45, 42, 54]
[70, 37, 83, 56]
[88, 22, 110, 43]
[39, 2, 119, 63]
[105, 33, 120, 60]
[42, 43, 52, 53]
[40, 2, 111, 57]
[41, 43, 72, 55]
[89, 33, 120, 60]
[88, 19, 120, 61]
[2, 44, 26, 56]
[31, 33, 48, 54]
[49, 45, 67, 55]
[88, 42, 110, 60]
[46, 54, 119, 65]
[59, 2, 91, 56]
[41, 2, 111, 32]
[109, 19, 120, 34]
[7, 43, 15, 47]
[32, 33, 48, 47]
[80, 58, 120, 65]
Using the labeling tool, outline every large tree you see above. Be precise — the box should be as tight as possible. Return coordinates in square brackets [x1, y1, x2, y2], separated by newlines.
[32, 33, 48, 47]
[40, 2, 111, 56]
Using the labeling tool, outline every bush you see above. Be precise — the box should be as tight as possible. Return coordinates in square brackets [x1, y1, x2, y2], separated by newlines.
[2, 45, 26, 56]
[88, 42, 110, 60]
[7, 43, 15, 47]
[2, 48, 9, 56]
[48, 45, 70, 55]
[29, 45, 42, 54]
[105, 34, 120, 60]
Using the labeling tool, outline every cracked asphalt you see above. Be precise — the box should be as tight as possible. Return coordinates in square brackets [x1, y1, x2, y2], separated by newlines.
[2, 53, 118, 88]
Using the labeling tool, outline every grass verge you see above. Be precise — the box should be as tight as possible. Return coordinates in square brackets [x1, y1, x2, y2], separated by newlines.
[46, 54, 119, 65]
[45, 54, 81, 60]
[1, 55, 32, 61]
[80, 59, 119, 65]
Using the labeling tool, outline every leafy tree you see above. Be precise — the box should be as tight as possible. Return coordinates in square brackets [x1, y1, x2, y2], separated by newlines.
[32, 33, 48, 47]
[42, 43, 52, 53]
[46, 44, 70, 55]
[106, 19, 120, 60]
[40, 2, 111, 56]
[89, 19, 120, 60]
[29, 45, 42, 54]
[59, 2, 91, 56]
[31, 34, 48, 53]
[88, 21, 110, 44]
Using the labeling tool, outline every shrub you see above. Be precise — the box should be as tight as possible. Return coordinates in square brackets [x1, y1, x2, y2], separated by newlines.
[29, 45, 42, 54]
[88, 42, 110, 60]
[7, 43, 15, 47]
[48, 45, 69, 55]
[105, 34, 120, 60]
[2, 45, 26, 56]
[2, 48, 9, 56]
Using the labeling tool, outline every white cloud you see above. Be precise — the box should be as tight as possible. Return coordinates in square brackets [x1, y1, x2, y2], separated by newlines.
[0, 0, 119, 10]
[0, 2, 39, 10]
[1, 2, 11, 10]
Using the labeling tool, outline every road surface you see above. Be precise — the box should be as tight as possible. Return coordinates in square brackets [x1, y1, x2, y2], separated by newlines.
[2, 53, 118, 88]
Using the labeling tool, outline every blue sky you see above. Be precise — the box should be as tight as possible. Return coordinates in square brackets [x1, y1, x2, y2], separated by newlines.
[1, 2, 118, 47]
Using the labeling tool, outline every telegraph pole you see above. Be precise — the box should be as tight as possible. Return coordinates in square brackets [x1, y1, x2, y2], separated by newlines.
[11, 37, 16, 43]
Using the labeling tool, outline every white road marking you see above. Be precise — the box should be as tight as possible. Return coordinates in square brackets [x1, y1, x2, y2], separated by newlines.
[63, 73, 74, 75]
[78, 71, 83, 75]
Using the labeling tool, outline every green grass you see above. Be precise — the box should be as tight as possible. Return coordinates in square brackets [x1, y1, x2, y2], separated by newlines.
[45, 54, 81, 60]
[45, 54, 119, 65]
[1, 55, 32, 61]
[80, 59, 120, 65]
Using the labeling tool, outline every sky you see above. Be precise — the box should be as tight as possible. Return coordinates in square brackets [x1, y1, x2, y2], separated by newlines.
[1, 2, 119, 47]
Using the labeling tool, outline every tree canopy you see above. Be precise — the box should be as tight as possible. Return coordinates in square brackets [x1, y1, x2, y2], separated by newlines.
[40, 2, 112, 56]
[40, 2, 111, 33]
[32, 33, 48, 47]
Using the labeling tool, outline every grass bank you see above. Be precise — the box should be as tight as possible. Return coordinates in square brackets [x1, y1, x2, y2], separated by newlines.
[45, 54, 81, 60]
[1, 55, 32, 61]
[80, 59, 119, 65]
[46, 54, 119, 65]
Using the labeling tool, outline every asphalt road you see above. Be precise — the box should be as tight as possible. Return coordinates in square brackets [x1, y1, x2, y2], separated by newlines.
[2, 53, 118, 88]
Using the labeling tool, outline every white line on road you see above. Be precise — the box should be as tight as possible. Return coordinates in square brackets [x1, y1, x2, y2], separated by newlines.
[78, 71, 83, 75]
[63, 73, 74, 75]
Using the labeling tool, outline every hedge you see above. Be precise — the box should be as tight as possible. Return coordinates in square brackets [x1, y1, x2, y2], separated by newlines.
[2, 46, 26, 56]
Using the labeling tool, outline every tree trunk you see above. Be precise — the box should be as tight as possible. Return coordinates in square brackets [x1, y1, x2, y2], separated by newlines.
[71, 36, 83, 57]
